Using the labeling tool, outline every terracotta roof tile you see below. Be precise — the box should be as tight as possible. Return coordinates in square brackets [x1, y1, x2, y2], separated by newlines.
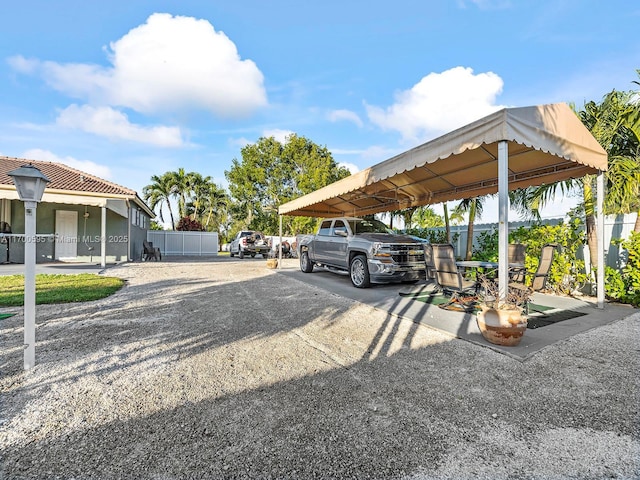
[0, 156, 137, 196]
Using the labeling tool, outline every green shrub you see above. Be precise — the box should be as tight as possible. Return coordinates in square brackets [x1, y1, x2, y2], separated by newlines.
[469, 220, 589, 295]
[610, 231, 640, 306]
[605, 266, 626, 300]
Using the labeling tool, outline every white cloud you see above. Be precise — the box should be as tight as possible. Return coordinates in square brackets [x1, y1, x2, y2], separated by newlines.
[361, 145, 401, 162]
[21, 149, 112, 180]
[365, 66, 505, 143]
[6, 55, 39, 74]
[338, 162, 360, 173]
[56, 104, 184, 147]
[229, 137, 253, 148]
[12, 13, 267, 118]
[263, 129, 294, 143]
[327, 109, 363, 127]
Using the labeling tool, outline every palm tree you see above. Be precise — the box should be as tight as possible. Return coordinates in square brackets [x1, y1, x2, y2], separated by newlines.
[453, 197, 486, 260]
[443, 202, 452, 243]
[412, 205, 444, 228]
[167, 168, 192, 219]
[201, 183, 229, 232]
[186, 173, 212, 221]
[143, 173, 176, 230]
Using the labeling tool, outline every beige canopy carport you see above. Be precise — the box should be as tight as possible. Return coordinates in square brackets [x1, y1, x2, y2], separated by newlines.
[278, 103, 609, 307]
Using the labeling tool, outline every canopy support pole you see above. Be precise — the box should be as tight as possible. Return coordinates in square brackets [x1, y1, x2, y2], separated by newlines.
[278, 214, 283, 269]
[597, 171, 605, 308]
[497, 141, 509, 302]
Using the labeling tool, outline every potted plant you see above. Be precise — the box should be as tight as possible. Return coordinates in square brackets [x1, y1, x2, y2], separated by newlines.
[475, 275, 533, 346]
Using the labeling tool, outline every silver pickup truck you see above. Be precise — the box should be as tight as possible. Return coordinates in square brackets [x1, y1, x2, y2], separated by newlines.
[296, 217, 426, 288]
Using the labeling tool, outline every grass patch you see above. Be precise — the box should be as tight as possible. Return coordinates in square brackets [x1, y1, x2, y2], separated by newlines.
[0, 274, 125, 307]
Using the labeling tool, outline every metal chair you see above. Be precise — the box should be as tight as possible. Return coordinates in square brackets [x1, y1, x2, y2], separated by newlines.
[508, 243, 527, 282]
[509, 243, 558, 313]
[142, 240, 162, 261]
[510, 243, 557, 292]
[432, 244, 478, 312]
[423, 243, 436, 283]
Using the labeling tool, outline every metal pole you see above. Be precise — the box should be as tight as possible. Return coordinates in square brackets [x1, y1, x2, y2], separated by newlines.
[278, 215, 283, 269]
[23, 201, 37, 370]
[597, 171, 605, 309]
[497, 141, 509, 302]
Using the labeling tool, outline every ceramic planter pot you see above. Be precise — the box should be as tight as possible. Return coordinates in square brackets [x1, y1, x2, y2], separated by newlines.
[476, 305, 527, 346]
[266, 258, 278, 269]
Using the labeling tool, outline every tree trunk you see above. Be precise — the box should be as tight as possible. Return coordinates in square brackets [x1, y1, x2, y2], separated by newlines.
[166, 201, 176, 231]
[585, 212, 598, 274]
[635, 211, 640, 233]
[444, 204, 451, 243]
[583, 177, 598, 273]
[465, 200, 476, 260]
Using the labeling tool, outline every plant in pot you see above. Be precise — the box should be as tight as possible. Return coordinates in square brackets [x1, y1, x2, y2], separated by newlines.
[476, 275, 533, 347]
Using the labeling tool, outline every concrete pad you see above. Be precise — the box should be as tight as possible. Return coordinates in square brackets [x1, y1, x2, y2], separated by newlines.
[277, 264, 638, 360]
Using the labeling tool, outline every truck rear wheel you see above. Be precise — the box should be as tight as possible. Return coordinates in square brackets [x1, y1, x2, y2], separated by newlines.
[350, 255, 371, 288]
[300, 251, 314, 273]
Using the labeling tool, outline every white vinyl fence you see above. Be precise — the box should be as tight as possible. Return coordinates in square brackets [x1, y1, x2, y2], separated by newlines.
[147, 231, 218, 256]
[440, 213, 637, 271]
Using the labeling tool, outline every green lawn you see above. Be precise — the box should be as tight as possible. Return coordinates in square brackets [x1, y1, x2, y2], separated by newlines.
[0, 274, 125, 307]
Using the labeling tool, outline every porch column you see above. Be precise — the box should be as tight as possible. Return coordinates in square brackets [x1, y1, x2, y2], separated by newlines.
[497, 140, 509, 301]
[597, 171, 605, 309]
[101, 206, 107, 268]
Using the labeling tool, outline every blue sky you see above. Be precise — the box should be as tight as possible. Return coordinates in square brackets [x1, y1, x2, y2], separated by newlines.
[1, 1, 638, 223]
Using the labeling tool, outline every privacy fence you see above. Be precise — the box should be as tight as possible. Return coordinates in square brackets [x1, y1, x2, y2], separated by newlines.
[444, 213, 636, 271]
[147, 231, 218, 257]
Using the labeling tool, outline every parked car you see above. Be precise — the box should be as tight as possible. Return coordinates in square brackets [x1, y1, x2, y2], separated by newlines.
[296, 217, 426, 288]
[230, 231, 271, 259]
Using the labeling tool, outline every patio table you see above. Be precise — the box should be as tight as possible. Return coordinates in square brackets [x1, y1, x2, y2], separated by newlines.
[456, 260, 525, 284]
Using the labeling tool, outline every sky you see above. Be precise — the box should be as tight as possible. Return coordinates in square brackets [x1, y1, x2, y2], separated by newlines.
[1, 0, 638, 224]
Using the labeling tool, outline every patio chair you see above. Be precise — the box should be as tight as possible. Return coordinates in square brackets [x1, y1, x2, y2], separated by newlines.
[142, 240, 162, 261]
[509, 243, 558, 313]
[432, 244, 478, 312]
[510, 243, 557, 292]
[508, 243, 527, 282]
[423, 243, 437, 283]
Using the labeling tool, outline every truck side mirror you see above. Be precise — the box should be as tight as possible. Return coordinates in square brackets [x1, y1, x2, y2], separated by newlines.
[334, 229, 348, 237]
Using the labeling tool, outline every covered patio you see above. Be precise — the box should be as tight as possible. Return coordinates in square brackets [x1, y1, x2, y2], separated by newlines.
[278, 103, 608, 308]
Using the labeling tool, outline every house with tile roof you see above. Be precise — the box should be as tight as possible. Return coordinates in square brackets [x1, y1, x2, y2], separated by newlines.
[0, 156, 155, 266]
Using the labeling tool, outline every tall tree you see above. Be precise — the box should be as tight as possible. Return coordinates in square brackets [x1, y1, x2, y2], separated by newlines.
[167, 168, 192, 219]
[412, 206, 444, 229]
[443, 203, 451, 243]
[201, 183, 229, 233]
[185, 172, 212, 221]
[453, 197, 486, 260]
[225, 134, 350, 235]
[143, 173, 177, 230]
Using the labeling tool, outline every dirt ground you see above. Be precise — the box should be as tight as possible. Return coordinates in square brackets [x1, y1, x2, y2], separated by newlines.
[1, 256, 639, 479]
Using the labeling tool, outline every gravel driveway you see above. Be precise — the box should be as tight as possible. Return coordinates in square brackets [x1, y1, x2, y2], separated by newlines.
[1, 257, 639, 479]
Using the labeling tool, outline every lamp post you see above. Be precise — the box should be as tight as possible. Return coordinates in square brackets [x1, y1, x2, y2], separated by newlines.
[8, 164, 50, 370]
